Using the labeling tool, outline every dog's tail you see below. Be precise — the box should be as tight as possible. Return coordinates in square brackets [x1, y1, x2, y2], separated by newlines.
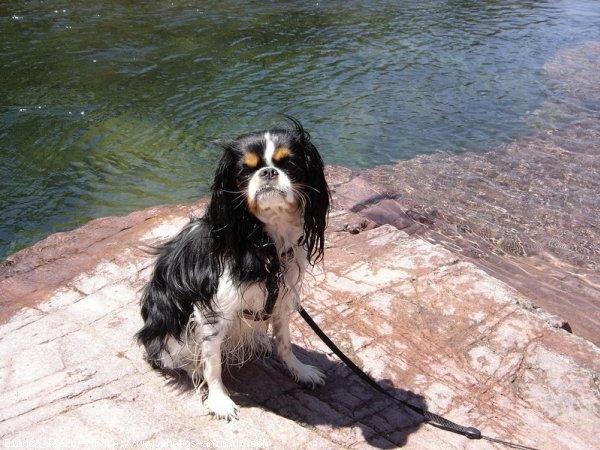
[136, 279, 189, 368]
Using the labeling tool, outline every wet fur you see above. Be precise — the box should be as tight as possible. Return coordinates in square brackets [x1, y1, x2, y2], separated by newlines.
[136, 119, 329, 419]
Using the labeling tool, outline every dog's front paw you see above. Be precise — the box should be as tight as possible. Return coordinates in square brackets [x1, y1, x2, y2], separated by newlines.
[205, 390, 239, 421]
[289, 362, 326, 388]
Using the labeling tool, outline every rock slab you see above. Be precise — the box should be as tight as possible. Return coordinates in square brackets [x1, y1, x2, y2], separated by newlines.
[1, 191, 599, 449]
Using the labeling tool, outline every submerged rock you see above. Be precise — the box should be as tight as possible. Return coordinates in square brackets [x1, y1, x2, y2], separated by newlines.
[328, 121, 600, 345]
[1, 180, 598, 449]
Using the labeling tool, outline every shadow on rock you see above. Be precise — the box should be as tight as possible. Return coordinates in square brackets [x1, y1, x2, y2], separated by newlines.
[223, 345, 427, 448]
[152, 343, 426, 447]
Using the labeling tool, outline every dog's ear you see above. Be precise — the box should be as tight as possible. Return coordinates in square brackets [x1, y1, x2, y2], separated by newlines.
[288, 119, 330, 264]
[208, 144, 239, 226]
[302, 138, 330, 264]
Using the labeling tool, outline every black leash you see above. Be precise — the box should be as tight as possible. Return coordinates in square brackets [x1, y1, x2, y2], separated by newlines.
[298, 306, 541, 450]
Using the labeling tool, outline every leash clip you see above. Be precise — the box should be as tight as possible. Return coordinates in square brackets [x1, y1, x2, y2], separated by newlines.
[465, 427, 482, 439]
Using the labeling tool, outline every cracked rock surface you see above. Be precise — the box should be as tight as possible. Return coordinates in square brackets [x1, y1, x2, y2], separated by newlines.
[1, 170, 599, 449]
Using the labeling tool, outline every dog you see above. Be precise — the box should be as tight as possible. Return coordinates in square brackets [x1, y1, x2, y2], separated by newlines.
[136, 118, 330, 420]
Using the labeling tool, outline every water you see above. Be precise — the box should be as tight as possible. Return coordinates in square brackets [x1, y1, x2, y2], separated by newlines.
[1, 0, 600, 259]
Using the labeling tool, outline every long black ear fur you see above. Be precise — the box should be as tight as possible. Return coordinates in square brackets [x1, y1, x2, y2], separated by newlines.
[287, 117, 330, 264]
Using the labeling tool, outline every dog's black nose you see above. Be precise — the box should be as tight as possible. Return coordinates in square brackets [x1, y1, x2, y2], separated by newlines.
[260, 167, 278, 180]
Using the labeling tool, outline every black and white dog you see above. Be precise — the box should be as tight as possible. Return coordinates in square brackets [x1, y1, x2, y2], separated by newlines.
[136, 119, 330, 420]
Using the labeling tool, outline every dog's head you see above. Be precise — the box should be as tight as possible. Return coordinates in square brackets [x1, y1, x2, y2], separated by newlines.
[209, 118, 330, 264]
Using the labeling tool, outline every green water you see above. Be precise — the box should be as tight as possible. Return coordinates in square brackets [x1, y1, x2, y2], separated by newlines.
[1, 0, 600, 259]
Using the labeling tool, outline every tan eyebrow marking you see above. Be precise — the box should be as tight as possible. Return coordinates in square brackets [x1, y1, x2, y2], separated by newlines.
[243, 152, 260, 169]
[273, 147, 291, 162]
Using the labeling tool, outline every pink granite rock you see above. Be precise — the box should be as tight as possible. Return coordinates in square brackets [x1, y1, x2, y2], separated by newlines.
[1, 178, 598, 449]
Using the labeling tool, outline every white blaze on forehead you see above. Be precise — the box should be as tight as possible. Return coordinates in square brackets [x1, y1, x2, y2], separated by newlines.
[264, 132, 276, 166]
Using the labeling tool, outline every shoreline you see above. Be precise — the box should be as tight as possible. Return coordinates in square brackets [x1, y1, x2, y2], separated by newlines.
[1, 139, 598, 345]
[2, 42, 599, 343]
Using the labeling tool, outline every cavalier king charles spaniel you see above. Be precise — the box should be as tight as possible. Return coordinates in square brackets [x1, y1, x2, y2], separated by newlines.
[136, 119, 330, 420]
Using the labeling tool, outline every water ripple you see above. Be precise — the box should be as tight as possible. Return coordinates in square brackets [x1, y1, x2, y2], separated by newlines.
[1, 0, 600, 258]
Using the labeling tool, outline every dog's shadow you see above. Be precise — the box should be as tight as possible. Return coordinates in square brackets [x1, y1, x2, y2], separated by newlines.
[165, 344, 427, 448]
